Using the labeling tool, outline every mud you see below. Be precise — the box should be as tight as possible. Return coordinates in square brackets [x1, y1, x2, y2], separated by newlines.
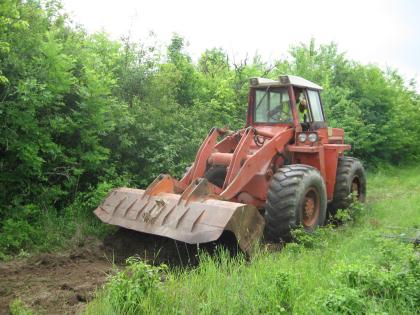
[0, 229, 238, 314]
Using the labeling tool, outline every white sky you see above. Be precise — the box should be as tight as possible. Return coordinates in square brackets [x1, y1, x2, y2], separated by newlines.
[62, 0, 420, 90]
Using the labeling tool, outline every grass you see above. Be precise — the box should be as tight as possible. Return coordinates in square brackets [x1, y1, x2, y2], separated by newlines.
[85, 166, 419, 314]
[9, 299, 35, 315]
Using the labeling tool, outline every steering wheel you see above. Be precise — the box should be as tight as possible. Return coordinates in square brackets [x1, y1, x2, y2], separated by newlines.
[267, 105, 289, 121]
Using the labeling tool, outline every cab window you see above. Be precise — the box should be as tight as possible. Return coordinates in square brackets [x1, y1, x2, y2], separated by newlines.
[254, 88, 292, 123]
[307, 90, 324, 121]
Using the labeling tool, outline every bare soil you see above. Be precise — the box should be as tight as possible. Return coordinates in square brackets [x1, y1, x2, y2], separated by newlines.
[0, 238, 112, 315]
[0, 230, 210, 315]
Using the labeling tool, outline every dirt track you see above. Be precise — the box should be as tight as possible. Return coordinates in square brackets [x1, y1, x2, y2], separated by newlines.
[0, 230, 204, 315]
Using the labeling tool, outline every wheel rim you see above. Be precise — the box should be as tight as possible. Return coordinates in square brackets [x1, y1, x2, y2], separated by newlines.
[351, 176, 361, 201]
[302, 188, 320, 227]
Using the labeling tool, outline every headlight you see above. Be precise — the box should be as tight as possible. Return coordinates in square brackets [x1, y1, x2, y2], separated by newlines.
[308, 133, 318, 142]
[298, 133, 307, 142]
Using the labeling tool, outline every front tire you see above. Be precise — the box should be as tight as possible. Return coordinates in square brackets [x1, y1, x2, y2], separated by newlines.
[265, 165, 327, 242]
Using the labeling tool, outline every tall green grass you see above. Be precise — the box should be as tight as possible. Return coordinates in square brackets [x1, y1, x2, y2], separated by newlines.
[86, 166, 420, 314]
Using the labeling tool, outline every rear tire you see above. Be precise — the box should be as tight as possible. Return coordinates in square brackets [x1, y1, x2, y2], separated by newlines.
[329, 157, 366, 216]
[264, 165, 327, 242]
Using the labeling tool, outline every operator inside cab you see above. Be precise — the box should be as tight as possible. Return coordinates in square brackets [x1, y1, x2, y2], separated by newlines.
[294, 88, 310, 131]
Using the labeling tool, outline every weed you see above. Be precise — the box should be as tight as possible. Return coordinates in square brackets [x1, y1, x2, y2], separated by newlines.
[291, 224, 336, 249]
[334, 208, 352, 223]
[321, 287, 365, 315]
[9, 299, 35, 315]
[333, 197, 366, 225]
[104, 256, 168, 314]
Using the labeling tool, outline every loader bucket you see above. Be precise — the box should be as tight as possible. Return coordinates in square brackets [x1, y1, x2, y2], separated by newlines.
[94, 175, 265, 255]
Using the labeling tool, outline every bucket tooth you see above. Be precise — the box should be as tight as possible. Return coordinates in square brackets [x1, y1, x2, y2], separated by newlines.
[190, 209, 205, 233]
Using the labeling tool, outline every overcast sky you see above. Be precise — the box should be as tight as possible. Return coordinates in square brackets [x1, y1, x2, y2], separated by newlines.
[62, 0, 420, 90]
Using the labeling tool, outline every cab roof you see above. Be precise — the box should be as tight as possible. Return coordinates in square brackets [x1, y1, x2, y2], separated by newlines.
[249, 75, 323, 91]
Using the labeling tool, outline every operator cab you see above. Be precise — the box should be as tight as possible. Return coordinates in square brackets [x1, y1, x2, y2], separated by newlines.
[248, 75, 326, 131]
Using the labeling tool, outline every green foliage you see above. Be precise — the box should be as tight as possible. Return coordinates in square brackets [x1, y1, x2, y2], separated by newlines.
[9, 299, 35, 315]
[104, 257, 167, 314]
[324, 239, 420, 313]
[0, 177, 125, 258]
[290, 224, 337, 250]
[322, 287, 365, 315]
[89, 232, 420, 315]
[0, 204, 42, 254]
[334, 199, 366, 224]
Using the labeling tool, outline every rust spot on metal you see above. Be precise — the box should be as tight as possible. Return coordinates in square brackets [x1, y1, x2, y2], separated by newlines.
[148, 200, 167, 224]
[302, 188, 320, 227]
[142, 204, 157, 223]
[155, 199, 166, 207]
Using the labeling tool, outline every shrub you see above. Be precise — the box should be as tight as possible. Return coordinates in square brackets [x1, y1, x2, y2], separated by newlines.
[9, 299, 35, 315]
[290, 224, 335, 249]
[104, 257, 168, 314]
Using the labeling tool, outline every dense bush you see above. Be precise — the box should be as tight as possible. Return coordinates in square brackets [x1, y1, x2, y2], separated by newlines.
[1, 0, 420, 256]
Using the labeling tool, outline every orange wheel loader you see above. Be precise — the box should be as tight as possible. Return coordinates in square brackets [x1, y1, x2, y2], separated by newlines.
[94, 75, 366, 254]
